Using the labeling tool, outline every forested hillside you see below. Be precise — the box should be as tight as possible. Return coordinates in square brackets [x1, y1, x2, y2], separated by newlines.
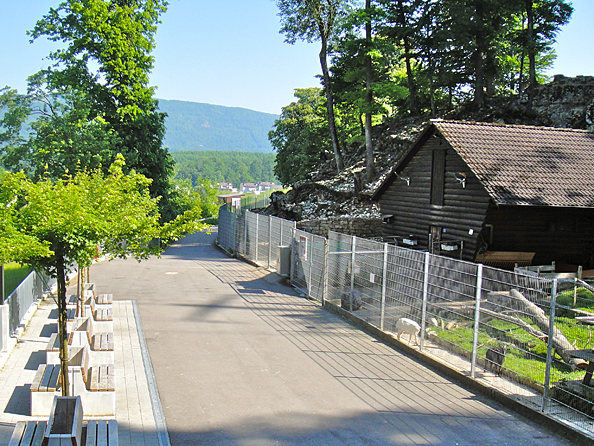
[159, 99, 277, 153]
[172, 151, 277, 187]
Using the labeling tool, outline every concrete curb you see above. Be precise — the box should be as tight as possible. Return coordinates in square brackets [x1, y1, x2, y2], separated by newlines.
[323, 300, 594, 446]
[132, 301, 171, 446]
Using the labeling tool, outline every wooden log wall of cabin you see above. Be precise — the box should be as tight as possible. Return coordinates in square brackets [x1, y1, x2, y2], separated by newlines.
[378, 133, 491, 262]
[484, 206, 594, 267]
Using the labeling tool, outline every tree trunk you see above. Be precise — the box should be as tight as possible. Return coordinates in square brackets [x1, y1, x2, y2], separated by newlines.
[57, 255, 70, 396]
[485, 289, 586, 370]
[526, 0, 536, 92]
[398, 0, 419, 115]
[518, 11, 526, 94]
[473, 3, 485, 108]
[319, 38, 343, 172]
[364, 0, 375, 184]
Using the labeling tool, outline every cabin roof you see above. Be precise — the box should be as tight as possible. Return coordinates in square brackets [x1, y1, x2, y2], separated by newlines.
[374, 120, 594, 208]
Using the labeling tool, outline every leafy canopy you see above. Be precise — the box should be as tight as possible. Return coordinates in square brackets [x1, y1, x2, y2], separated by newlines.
[19, 0, 177, 220]
[0, 154, 202, 275]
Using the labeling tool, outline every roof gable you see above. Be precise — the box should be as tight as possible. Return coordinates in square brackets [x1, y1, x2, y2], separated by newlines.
[373, 120, 594, 208]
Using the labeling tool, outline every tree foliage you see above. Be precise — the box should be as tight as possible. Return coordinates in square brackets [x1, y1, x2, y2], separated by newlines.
[172, 151, 277, 187]
[4, 0, 178, 220]
[0, 155, 203, 395]
[269, 88, 332, 186]
[277, 0, 356, 172]
[272, 0, 573, 185]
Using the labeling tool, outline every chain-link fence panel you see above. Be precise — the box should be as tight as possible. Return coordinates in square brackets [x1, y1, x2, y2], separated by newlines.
[326, 232, 355, 306]
[475, 266, 556, 400]
[545, 281, 594, 431]
[244, 211, 259, 264]
[291, 230, 326, 302]
[256, 213, 270, 267]
[217, 205, 238, 254]
[421, 256, 480, 369]
[216, 214, 594, 437]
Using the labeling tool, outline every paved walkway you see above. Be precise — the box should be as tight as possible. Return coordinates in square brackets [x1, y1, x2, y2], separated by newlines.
[85, 229, 570, 446]
[0, 229, 577, 445]
[0, 298, 160, 446]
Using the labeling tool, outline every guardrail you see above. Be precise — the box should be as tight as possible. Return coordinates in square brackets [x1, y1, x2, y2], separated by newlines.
[1, 271, 55, 352]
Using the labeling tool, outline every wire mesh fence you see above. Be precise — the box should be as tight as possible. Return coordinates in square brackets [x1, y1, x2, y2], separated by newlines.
[216, 207, 594, 437]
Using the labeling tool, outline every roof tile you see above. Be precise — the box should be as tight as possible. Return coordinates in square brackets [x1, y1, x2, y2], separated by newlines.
[433, 120, 594, 207]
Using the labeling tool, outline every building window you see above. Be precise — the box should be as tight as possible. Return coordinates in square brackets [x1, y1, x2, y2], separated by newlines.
[431, 149, 446, 206]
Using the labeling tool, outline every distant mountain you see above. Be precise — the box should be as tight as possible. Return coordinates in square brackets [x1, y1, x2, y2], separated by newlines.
[157, 99, 278, 153]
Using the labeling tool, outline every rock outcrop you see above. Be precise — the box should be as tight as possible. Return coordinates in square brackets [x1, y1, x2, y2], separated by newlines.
[256, 76, 594, 233]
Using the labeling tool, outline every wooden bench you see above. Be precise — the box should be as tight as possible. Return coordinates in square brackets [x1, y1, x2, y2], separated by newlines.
[475, 251, 535, 270]
[32, 346, 116, 416]
[47, 330, 114, 366]
[96, 294, 113, 305]
[67, 292, 113, 321]
[31, 364, 61, 393]
[30, 364, 66, 417]
[85, 420, 119, 446]
[9, 420, 118, 446]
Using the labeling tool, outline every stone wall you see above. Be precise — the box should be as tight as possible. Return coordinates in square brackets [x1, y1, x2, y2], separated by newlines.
[296, 217, 383, 239]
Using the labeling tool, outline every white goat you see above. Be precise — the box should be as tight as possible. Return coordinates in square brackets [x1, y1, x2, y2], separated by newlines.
[395, 317, 421, 346]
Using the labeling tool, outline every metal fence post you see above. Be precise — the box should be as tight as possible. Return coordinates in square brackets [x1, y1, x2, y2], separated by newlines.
[268, 216, 272, 269]
[471, 263, 483, 378]
[243, 211, 248, 256]
[279, 218, 283, 247]
[322, 238, 329, 306]
[349, 236, 357, 311]
[307, 234, 314, 298]
[254, 213, 259, 264]
[542, 279, 558, 412]
[420, 252, 430, 351]
[380, 243, 388, 331]
[290, 228, 296, 285]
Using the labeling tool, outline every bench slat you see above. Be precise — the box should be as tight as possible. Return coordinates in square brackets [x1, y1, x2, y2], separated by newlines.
[31, 421, 47, 446]
[107, 365, 115, 392]
[100, 365, 108, 391]
[20, 421, 38, 446]
[95, 308, 113, 322]
[97, 420, 108, 446]
[108, 420, 118, 446]
[107, 333, 114, 351]
[8, 421, 26, 446]
[90, 366, 100, 391]
[97, 294, 113, 305]
[31, 365, 45, 392]
[39, 365, 54, 391]
[47, 365, 60, 391]
[86, 421, 97, 446]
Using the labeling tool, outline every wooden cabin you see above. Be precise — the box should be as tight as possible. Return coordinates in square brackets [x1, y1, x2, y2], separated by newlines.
[372, 120, 594, 270]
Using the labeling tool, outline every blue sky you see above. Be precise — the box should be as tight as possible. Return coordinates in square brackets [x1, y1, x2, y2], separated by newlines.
[1, 0, 592, 115]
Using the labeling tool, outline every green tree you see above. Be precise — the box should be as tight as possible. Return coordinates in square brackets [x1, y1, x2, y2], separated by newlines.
[26, 0, 177, 220]
[1, 155, 202, 395]
[269, 88, 331, 185]
[171, 177, 219, 220]
[0, 78, 120, 179]
[523, 0, 572, 93]
[277, 0, 355, 173]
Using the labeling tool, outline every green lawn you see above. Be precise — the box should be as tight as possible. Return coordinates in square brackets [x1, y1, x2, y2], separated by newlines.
[3, 263, 32, 297]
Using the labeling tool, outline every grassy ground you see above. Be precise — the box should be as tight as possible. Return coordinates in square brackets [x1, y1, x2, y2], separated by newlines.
[432, 288, 594, 387]
[3, 263, 32, 297]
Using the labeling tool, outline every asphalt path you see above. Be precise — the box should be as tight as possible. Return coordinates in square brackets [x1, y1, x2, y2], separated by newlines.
[88, 230, 573, 446]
